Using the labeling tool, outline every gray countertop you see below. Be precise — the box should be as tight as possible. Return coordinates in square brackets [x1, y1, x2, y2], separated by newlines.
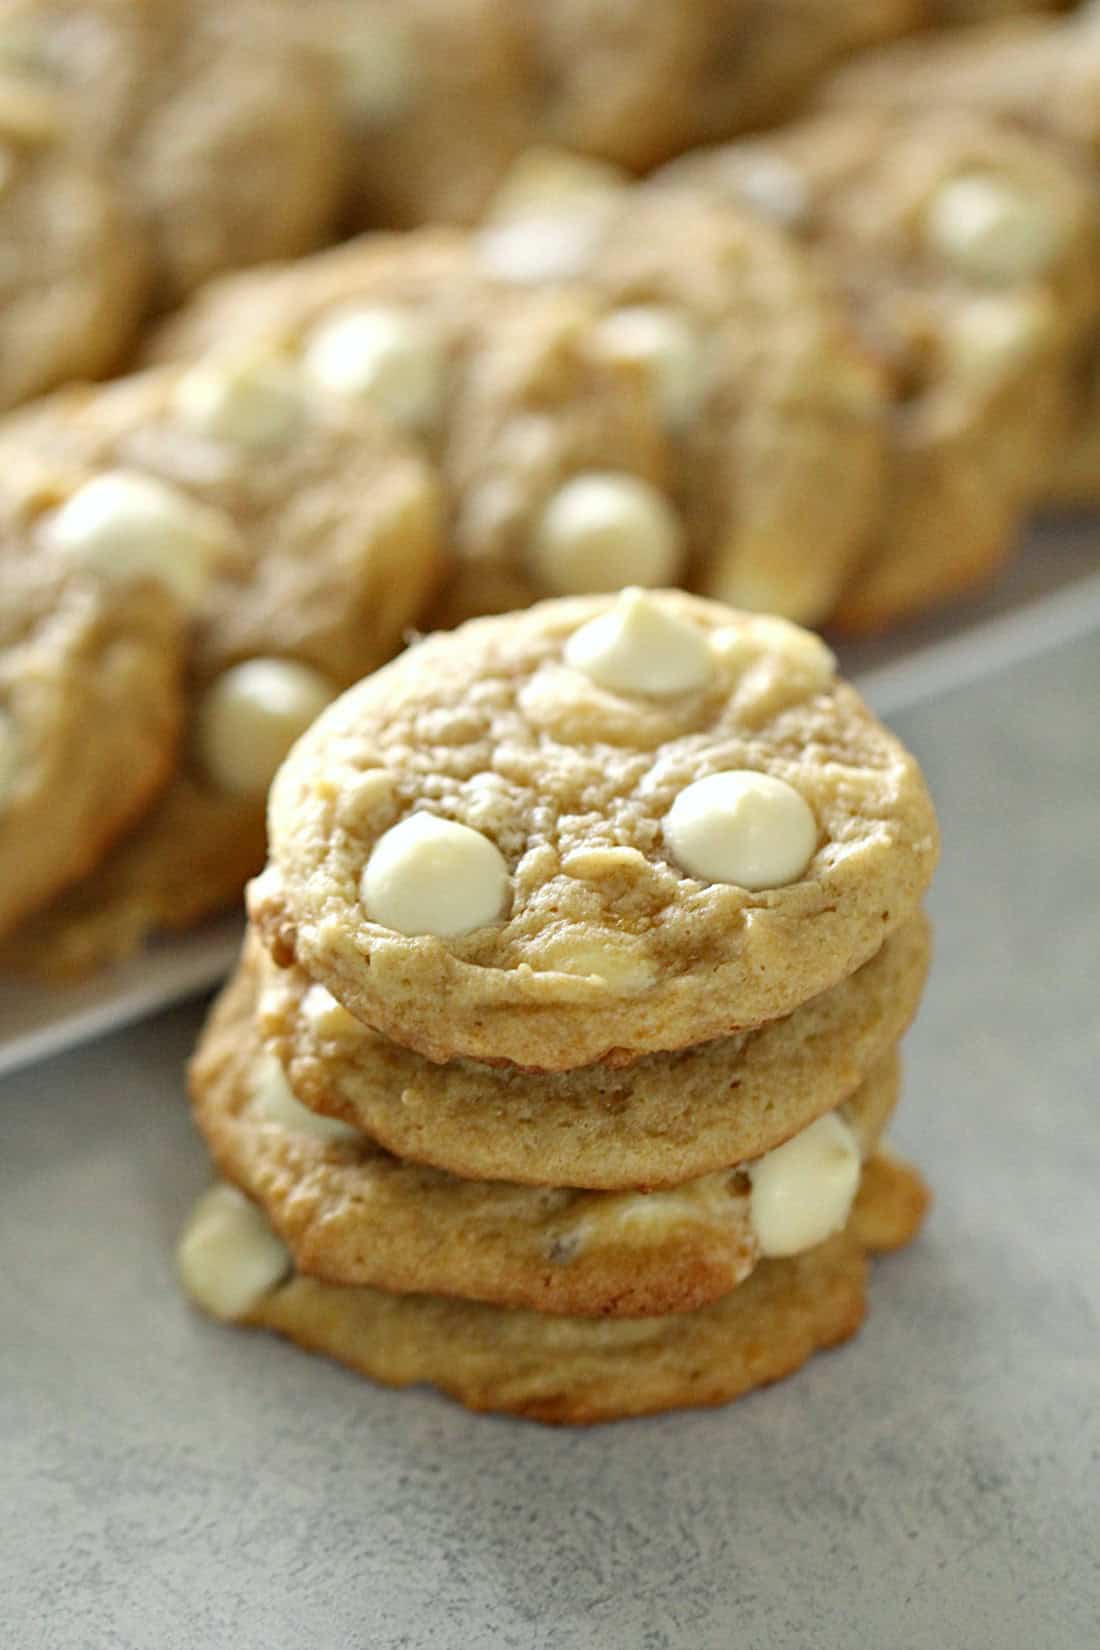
[2, 629, 1098, 1650]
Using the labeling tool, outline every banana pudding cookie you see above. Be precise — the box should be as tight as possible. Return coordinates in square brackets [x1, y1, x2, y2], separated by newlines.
[178, 1151, 929, 1423]
[191, 950, 902, 1318]
[0, 74, 147, 411]
[1, 358, 442, 976]
[252, 592, 938, 1070]
[0, 498, 184, 941]
[652, 106, 1100, 629]
[0, 0, 344, 303]
[256, 914, 929, 1189]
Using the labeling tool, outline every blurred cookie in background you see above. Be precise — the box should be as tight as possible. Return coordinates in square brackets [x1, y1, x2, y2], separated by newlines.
[652, 107, 1100, 629]
[0, 359, 443, 976]
[0, 74, 147, 409]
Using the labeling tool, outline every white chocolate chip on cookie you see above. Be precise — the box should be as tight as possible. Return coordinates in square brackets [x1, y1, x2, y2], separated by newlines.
[301, 983, 366, 1042]
[46, 470, 230, 610]
[925, 173, 1067, 285]
[711, 617, 836, 688]
[664, 770, 817, 889]
[173, 353, 305, 448]
[476, 216, 605, 284]
[748, 1112, 861, 1258]
[301, 305, 443, 431]
[565, 587, 713, 696]
[592, 305, 707, 428]
[361, 812, 510, 937]
[195, 658, 336, 796]
[176, 1183, 290, 1320]
[251, 1051, 359, 1142]
[946, 292, 1054, 390]
[528, 473, 684, 596]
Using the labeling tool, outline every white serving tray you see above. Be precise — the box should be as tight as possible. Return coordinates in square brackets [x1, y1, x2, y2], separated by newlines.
[2, 518, 1098, 1079]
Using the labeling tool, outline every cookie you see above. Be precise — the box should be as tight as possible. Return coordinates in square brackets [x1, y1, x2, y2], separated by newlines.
[652, 106, 1100, 630]
[177, 1149, 929, 1423]
[0, 504, 184, 941]
[0, 74, 147, 411]
[256, 914, 929, 1189]
[192, 945, 902, 1316]
[820, 9, 1100, 510]
[153, 189, 889, 630]
[252, 592, 938, 1070]
[269, 0, 926, 232]
[0, 358, 443, 976]
[270, 0, 532, 229]
[0, 0, 344, 303]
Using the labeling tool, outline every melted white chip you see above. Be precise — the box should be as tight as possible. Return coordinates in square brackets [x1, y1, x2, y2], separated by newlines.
[593, 305, 707, 428]
[748, 1112, 861, 1258]
[251, 1051, 359, 1142]
[528, 473, 684, 595]
[362, 812, 510, 937]
[565, 587, 714, 697]
[301, 305, 443, 430]
[664, 770, 817, 889]
[925, 173, 1067, 285]
[711, 616, 836, 687]
[476, 215, 606, 285]
[47, 469, 229, 610]
[173, 353, 305, 448]
[177, 1184, 290, 1320]
[194, 658, 336, 796]
[301, 983, 366, 1041]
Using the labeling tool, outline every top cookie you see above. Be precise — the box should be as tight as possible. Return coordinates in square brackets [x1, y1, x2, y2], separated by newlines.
[252, 591, 938, 1070]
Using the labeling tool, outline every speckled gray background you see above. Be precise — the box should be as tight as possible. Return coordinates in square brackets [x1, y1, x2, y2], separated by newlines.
[2, 632, 1098, 1650]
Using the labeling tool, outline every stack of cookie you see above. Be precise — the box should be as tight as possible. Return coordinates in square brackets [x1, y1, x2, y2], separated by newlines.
[179, 590, 938, 1423]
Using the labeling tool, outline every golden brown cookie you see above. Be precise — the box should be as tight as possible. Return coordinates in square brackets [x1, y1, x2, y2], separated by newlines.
[0, 360, 443, 976]
[0, 511, 184, 941]
[651, 106, 1100, 631]
[0, 74, 147, 411]
[190, 941, 902, 1316]
[256, 915, 929, 1189]
[252, 593, 938, 1070]
[0, 0, 344, 303]
[820, 8, 1100, 510]
[152, 200, 885, 629]
[178, 1149, 929, 1423]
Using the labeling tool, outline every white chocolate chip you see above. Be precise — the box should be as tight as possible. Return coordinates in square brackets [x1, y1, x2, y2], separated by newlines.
[176, 1183, 290, 1320]
[538, 935, 656, 993]
[748, 1112, 861, 1258]
[0, 708, 18, 804]
[727, 152, 811, 229]
[528, 473, 684, 596]
[172, 353, 305, 448]
[337, 16, 415, 125]
[664, 770, 817, 890]
[711, 617, 836, 688]
[46, 470, 230, 610]
[565, 587, 714, 697]
[361, 812, 510, 937]
[301, 983, 366, 1042]
[301, 306, 443, 431]
[251, 1051, 359, 1142]
[476, 215, 607, 285]
[925, 173, 1068, 285]
[194, 658, 336, 797]
[592, 306, 707, 428]
[947, 292, 1054, 389]
[487, 146, 630, 223]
